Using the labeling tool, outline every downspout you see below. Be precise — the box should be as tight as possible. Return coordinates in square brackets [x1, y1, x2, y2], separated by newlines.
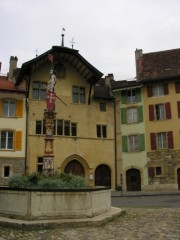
[113, 97, 117, 190]
[25, 68, 31, 174]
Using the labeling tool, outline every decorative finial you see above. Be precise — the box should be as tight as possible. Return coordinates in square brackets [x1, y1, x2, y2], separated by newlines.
[61, 27, 65, 47]
[70, 37, 75, 49]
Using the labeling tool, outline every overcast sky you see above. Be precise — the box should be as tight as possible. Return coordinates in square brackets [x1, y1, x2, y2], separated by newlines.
[0, 0, 180, 80]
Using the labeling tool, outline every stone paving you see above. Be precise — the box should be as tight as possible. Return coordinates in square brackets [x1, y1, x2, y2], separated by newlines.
[0, 207, 180, 240]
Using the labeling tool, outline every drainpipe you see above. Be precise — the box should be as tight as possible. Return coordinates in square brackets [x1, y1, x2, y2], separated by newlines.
[25, 68, 31, 174]
[113, 98, 117, 190]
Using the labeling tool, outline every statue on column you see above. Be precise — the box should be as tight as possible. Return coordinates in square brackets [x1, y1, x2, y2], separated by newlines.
[46, 54, 56, 112]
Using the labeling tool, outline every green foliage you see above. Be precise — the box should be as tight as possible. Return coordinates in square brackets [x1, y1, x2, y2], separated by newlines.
[8, 172, 86, 189]
[8, 174, 33, 188]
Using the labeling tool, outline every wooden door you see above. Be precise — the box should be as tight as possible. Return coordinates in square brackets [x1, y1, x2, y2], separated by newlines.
[95, 164, 111, 187]
[177, 168, 180, 190]
[126, 169, 141, 191]
[64, 160, 85, 177]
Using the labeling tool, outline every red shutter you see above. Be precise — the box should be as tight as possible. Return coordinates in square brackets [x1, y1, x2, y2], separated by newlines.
[175, 81, 180, 93]
[177, 101, 180, 118]
[165, 102, 171, 119]
[149, 105, 154, 121]
[163, 83, 169, 95]
[168, 131, 174, 149]
[148, 167, 155, 177]
[150, 133, 156, 150]
[147, 86, 153, 97]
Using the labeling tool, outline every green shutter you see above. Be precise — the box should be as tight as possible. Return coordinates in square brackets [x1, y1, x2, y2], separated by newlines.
[122, 135, 128, 152]
[139, 134, 145, 151]
[138, 106, 143, 122]
[121, 108, 127, 124]
[135, 88, 142, 102]
[121, 90, 126, 104]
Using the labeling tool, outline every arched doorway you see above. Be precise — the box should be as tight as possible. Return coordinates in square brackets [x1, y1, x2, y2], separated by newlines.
[95, 164, 111, 187]
[177, 168, 180, 190]
[64, 160, 85, 177]
[126, 168, 141, 191]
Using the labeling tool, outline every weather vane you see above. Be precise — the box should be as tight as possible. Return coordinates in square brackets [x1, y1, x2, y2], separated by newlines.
[70, 37, 75, 49]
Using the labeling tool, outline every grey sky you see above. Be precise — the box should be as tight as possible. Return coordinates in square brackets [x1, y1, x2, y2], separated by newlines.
[0, 0, 180, 80]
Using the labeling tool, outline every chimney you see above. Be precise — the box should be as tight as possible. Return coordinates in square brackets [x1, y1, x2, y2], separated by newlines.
[105, 75, 110, 87]
[105, 73, 114, 87]
[135, 49, 143, 80]
[9, 56, 18, 79]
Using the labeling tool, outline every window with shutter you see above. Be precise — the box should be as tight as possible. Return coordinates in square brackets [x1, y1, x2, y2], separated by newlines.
[2, 100, 16, 117]
[155, 104, 165, 120]
[147, 86, 153, 97]
[157, 132, 167, 149]
[127, 89, 136, 103]
[122, 135, 128, 152]
[121, 91, 126, 104]
[152, 85, 164, 96]
[167, 131, 174, 149]
[121, 108, 127, 124]
[128, 135, 139, 151]
[15, 131, 22, 151]
[138, 106, 143, 122]
[0, 99, 2, 116]
[150, 133, 156, 150]
[0, 130, 14, 150]
[177, 101, 180, 118]
[139, 134, 145, 151]
[175, 81, 180, 93]
[165, 102, 171, 119]
[149, 105, 154, 121]
[135, 88, 142, 102]
[16, 100, 23, 118]
[163, 83, 169, 95]
[127, 108, 138, 123]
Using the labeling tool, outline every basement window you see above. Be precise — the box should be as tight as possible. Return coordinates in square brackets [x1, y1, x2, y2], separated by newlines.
[3, 166, 10, 178]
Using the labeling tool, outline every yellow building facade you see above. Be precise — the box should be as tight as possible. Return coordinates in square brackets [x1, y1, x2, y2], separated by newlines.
[15, 46, 116, 189]
[136, 48, 180, 190]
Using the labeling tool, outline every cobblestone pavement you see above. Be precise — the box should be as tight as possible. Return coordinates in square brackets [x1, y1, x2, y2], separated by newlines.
[0, 208, 180, 240]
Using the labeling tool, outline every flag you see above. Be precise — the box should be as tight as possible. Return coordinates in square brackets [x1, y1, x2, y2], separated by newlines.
[48, 54, 53, 62]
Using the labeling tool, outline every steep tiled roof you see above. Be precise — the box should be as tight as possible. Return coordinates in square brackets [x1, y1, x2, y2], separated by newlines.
[111, 80, 142, 90]
[0, 75, 25, 93]
[16, 46, 103, 86]
[0, 76, 15, 90]
[137, 48, 180, 82]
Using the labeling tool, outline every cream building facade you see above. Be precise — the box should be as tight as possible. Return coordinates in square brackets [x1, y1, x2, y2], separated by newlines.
[0, 57, 26, 185]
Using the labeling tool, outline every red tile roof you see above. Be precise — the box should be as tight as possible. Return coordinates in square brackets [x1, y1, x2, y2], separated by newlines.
[0, 76, 16, 90]
[137, 48, 180, 82]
